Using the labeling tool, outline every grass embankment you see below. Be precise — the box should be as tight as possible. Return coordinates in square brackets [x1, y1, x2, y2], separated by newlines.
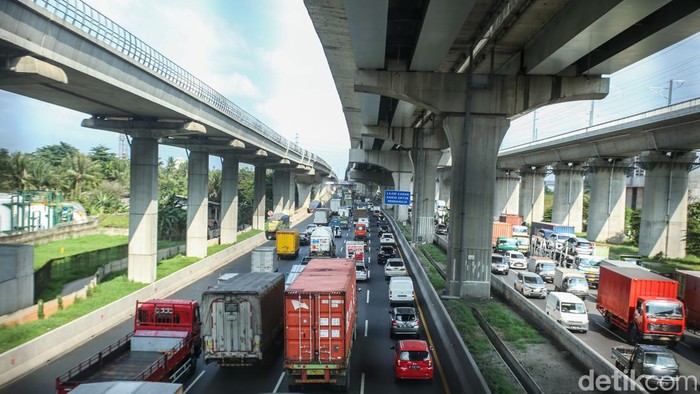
[34, 235, 128, 270]
[97, 214, 129, 228]
[607, 244, 700, 273]
[395, 221, 412, 242]
[0, 229, 262, 354]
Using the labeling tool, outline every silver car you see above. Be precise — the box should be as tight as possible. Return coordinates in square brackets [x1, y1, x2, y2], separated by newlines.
[384, 258, 407, 279]
[389, 307, 420, 338]
[514, 272, 547, 299]
[491, 254, 509, 275]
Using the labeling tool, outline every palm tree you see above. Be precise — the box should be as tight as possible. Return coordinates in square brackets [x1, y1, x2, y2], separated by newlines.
[26, 160, 57, 190]
[7, 151, 31, 190]
[63, 153, 100, 198]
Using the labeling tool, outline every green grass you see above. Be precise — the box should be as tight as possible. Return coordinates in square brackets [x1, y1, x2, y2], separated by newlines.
[416, 247, 445, 291]
[34, 235, 128, 270]
[422, 243, 447, 263]
[396, 221, 413, 242]
[0, 228, 267, 353]
[0, 275, 146, 354]
[98, 214, 129, 228]
[478, 302, 546, 351]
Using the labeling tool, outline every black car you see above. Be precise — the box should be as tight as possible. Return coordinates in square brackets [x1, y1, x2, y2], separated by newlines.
[378, 225, 391, 236]
[300, 232, 310, 246]
[378, 245, 396, 265]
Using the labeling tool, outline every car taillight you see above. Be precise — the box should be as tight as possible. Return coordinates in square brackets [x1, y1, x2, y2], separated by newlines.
[392, 320, 397, 327]
[428, 360, 432, 368]
[415, 320, 420, 326]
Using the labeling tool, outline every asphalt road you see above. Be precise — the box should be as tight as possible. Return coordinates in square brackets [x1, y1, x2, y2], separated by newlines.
[1, 214, 447, 394]
[496, 266, 700, 393]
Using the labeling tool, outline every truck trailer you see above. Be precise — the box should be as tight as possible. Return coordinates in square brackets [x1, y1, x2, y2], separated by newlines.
[284, 259, 357, 392]
[310, 226, 336, 257]
[676, 270, 700, 331]
[276, 229, 300, 259]
[56, 300, 201, 394]
[251, 246, 278, 272]
[201, 272, 284, 366]
[597, 266, 685, 346]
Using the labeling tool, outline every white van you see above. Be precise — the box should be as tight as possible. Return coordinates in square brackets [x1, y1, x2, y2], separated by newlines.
[389, 276, 415, 306]
[545, 292, 589, 333]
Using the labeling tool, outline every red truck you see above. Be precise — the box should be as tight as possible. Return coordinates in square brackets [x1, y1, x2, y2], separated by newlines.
[284, 258, 357, 392]
[597, 267, 685, 347]
[56, 299, 201, 394]
[677, 270, 700, 330]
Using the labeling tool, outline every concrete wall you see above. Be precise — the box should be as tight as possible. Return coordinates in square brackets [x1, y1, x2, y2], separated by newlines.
[0, 219, 99, 245]
[0, 244, 34, 315]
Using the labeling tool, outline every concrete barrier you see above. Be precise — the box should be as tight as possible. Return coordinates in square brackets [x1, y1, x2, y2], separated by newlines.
[491, 276, 648, 394]
[388, 215, 491, 394]
[0, 232, 268, 387]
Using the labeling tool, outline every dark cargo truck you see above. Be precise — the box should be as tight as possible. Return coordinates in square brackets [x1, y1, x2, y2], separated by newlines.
[56, 299, 201, 394]
[201, 272, 284, 366]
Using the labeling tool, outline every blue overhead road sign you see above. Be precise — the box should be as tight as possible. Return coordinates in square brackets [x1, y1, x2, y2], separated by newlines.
[384, 190, 411, 205]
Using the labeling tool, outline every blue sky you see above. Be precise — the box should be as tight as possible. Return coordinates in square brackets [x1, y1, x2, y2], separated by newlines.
[1, 2, 699, 176]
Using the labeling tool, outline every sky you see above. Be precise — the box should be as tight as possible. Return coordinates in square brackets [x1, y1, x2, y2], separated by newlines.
[1, 2, 699, 177]
[0, 0, 350, 176]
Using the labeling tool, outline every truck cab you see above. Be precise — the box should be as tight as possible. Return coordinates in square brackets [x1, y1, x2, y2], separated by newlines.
[632, 296, 685, 345]
[612, 344, 679, 390]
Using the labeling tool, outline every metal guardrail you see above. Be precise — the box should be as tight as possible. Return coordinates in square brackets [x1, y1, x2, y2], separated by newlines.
[28, 0, 331, 172]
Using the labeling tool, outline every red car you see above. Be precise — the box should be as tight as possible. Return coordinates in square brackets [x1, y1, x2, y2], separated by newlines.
[392, 339, 434, 381]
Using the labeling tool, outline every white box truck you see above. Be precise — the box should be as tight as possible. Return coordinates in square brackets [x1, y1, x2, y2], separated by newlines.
[251, 246, 278, 272]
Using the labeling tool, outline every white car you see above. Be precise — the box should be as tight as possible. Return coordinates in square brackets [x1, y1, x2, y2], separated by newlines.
[356, 261, 370, 281]
[384, 258, 407, 279]
[380, 233, 396, 245]
[506, 251, 527, 269]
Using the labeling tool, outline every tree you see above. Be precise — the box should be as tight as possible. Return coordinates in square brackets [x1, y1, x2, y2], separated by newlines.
[626, 207, 641, 245]
[6, 151, 31, 190]
[0, 149, 13, 190]
[686, 202, 700, 256]
[63, 153, 100, 198]
[237, 168, 255, 226]
[35, 142, 79, 167]
[89, 145, 127, 182]
[158, 194, 186, 241]
[159, 157, 187, 200]
[208, 169, 222, 202]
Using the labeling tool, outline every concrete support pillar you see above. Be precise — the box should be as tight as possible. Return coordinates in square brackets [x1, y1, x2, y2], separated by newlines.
[552, 163, 585, 233]
[638, 151, 695, 258]
[287, 174, 296, 213]
[252, 166, 267, 230]
[587, 158, 631, 243]
[128, 137, 158, 283]
[220, 155, 239, 244]
[186, 151, 208, 258]
[410, 143, 442, 244]
[391, 172, 412, 222]
[444, 115, 509, 298]
[494, 170, 521, 218]
[518, 167, 547, 225]
[298, 183, 313, 210]
[272, 170, 290, 213]
[437, 168, 451, 207]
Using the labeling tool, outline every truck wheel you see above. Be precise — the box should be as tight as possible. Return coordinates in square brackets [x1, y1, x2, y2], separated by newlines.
[628, 324, 639, 344]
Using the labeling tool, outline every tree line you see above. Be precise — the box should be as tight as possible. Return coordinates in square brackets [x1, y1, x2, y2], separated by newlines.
[0, 143, 274, 240]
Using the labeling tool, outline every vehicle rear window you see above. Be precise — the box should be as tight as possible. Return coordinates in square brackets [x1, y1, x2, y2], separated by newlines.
[389, 260, 404, 267]
[577, 242, 591, 247]
[396, 313, 415, 322]
[400, 351, 430, 361]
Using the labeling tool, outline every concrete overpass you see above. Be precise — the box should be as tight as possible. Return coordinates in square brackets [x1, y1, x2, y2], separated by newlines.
[305, 0, 700, 297]
[0, 0, 336, 283]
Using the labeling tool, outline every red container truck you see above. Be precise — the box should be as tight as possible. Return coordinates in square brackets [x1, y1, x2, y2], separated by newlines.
[491, 222, 513, 248]
[676, 270, 700, 330]
[499, 214, 523, 226]
[596, 267, 685, 346]
[56, 299, 201, 394]
[284, 258, 357, 392]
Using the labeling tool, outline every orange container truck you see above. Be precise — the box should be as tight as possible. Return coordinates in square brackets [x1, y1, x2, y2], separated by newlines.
[284, 258, 357, 392]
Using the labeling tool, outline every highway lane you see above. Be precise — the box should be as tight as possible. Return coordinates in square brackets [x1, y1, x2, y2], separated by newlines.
[1, 214, 447, 394]
[497, 267, 700, 393]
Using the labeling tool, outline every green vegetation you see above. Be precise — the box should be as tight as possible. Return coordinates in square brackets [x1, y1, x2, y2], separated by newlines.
[0, 275, 145, 354]
[478, 302, 545, 351]
[416, 247, 445, 291]
[396, 221, 412, 242]
[34, 234, 128, 270]
[98, 214, 129, 228]
[422, 243, 447, 263]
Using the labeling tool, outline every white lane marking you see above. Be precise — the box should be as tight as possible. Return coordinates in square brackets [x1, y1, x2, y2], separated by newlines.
[592, 321, 627, 342]
[368, 256, 371, 264]
[366, 289, 370, 304]
[364, 320, 369, 337]
[184, 371, 206, 394]
[341, 246, 345, 252]
[273, 371, 285, 393]
[360, 372, 366, 394]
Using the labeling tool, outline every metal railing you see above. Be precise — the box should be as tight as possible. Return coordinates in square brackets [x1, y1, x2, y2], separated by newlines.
[29, 0, 331, 171]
